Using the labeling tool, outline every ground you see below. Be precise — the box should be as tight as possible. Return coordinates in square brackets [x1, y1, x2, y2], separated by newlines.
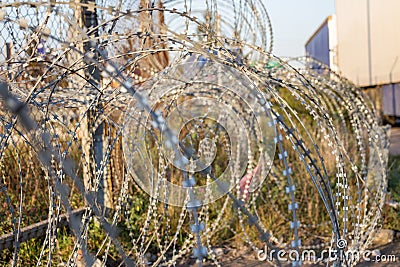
[389, 127, 400, 156]
[192, 240, 400, 266]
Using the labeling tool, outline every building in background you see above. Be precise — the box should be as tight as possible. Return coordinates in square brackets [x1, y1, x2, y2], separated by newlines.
[305, 0, 400, 123]
[305, 15, 337, 72]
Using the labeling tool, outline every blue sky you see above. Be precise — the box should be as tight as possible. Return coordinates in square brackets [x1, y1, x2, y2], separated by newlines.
[266, 0, 335, 57]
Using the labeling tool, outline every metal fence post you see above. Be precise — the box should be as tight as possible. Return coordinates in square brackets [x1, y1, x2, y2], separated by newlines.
[80, 0, 111, 211]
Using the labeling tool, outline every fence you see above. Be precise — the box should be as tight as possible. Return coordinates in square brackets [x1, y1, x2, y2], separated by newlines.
[0, 1, 389, 266]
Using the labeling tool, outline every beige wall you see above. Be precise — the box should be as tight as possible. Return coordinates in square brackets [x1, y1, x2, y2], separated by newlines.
[336, 0, 400, 86]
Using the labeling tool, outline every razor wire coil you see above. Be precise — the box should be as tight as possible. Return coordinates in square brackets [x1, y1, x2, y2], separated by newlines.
[0, 1, 390, 267]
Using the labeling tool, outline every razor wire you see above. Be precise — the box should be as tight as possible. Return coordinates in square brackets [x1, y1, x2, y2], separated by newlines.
[0, 1, 389, 267]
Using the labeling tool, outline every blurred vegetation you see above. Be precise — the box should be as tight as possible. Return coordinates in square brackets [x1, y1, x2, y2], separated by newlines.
[383, 155, 400, 231]
[0, 90, 399, 265]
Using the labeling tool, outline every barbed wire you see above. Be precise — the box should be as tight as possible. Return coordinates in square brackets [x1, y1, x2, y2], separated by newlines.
[0, 1, 389, 267]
